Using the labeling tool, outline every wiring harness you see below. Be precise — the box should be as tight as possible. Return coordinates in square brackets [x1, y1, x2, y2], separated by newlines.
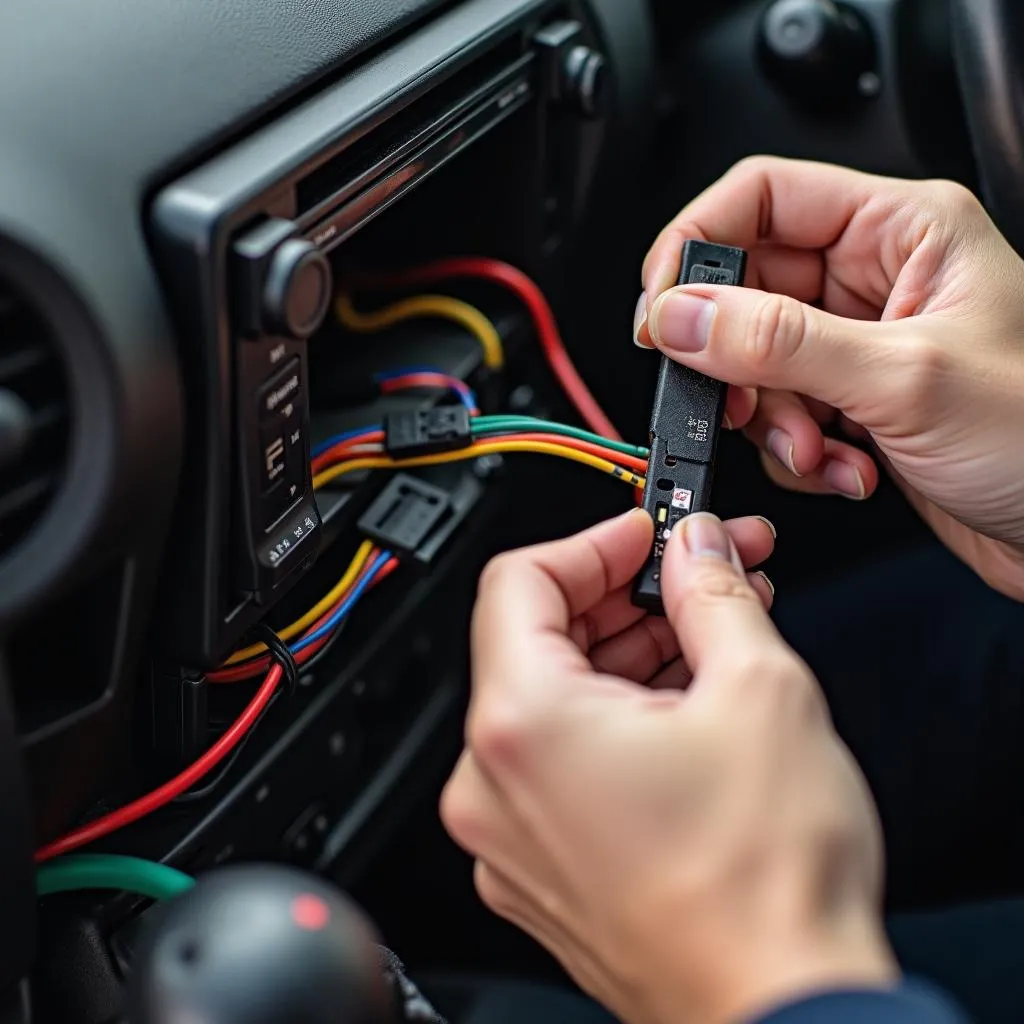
[35, 257, 648, 894]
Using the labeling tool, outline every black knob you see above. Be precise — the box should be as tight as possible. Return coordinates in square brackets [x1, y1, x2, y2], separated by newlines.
[263, 237, 333, 341]
[758, 0, 878, 112]
[129, 865, 393, 1024]
[563, 46, 610, 119]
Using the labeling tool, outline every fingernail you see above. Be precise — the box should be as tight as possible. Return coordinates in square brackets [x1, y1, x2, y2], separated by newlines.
[633, 292, 653, 349]
[756, 571, 776, 598]
[722, 412, 733, 430]
[823, 459, 867, 500]
[649, 292, 715, 351]
[756, 516, 777, 539]
[681, 512, 731, 561]
[767, 428, 802, 478]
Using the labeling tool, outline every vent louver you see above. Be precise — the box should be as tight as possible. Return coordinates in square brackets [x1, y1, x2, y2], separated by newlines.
[0, 284, 69, 559]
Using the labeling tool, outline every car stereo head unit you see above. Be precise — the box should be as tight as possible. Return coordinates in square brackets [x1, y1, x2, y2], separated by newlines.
[147, 0, 610, 668]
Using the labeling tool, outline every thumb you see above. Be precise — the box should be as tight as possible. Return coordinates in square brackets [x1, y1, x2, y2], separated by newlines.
[660, 512, 785, 678]
[648, 283, 904, 414]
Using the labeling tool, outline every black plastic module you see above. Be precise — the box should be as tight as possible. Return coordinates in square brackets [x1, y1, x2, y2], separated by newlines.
[633, 240, 748, 614]
[384, 406, 473, 459]
[358, 474, 452, 555]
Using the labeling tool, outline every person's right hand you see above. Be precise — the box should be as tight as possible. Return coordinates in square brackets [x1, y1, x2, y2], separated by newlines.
[635, 157, 1024, 600]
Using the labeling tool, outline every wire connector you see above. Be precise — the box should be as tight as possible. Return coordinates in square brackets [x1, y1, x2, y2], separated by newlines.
[633, 240, 748, 615]
[358, 474, 453, 556]
[385, 406, 473, 459]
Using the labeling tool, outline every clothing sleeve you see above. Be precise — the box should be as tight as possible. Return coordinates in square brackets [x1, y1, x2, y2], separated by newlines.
[752, 981, 970, 1024]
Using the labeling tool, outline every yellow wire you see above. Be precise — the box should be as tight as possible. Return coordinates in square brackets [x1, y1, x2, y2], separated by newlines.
[336, 292, 505, 370]
[312, 441, 646, 491]
[223, 540, 375, 666]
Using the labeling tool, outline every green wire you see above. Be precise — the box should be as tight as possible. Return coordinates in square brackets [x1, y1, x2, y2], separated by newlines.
[36, 855, 196, 902]
[473, 416, 649, 458]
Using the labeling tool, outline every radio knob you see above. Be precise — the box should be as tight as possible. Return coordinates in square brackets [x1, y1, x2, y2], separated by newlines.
[563, 46, 610, 119]
[262, 238, 333, 341]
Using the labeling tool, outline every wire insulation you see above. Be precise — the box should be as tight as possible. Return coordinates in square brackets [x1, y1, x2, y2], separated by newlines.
[36, 855, 196, 901]
[35, 665, 283, 863]
[226, 541, 374, 664]
[366, 259, 619, 439]
[312, 440, 646, 490]
[209, 553, 397, 684]
[336, 292, 504, 370]
[377, 369, 478, 413]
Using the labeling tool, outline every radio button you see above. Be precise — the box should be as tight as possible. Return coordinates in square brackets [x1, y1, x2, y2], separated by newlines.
[259, 421, 288, 495]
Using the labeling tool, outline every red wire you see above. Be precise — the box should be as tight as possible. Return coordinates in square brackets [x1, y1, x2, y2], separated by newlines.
[312, 430, 386, 474]
[369, 258, 622, 442]
[381, 373, 478, 414]
[35, 664, 284, 863]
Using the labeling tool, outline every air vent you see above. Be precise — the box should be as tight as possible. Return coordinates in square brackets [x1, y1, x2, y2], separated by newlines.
[0, 284, 70, 559]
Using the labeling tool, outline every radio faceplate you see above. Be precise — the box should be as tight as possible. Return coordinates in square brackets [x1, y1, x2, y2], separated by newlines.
[147, 0, 571, 667]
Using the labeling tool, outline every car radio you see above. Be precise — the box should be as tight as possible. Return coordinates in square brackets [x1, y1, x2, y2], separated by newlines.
[149, 0, 609, 670]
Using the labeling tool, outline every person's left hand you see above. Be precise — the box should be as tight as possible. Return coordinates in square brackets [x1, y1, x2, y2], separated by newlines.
[441, 509, 895, 1024]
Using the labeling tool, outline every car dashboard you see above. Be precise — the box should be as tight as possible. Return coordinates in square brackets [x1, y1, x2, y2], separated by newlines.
[0, 0, 972, 1020]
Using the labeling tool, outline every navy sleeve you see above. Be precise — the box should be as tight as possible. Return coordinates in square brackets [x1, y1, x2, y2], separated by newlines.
[753, 981, 970, 1024]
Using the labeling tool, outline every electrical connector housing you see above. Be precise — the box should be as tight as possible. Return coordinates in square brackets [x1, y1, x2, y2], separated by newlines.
[633, 240, 748, 614]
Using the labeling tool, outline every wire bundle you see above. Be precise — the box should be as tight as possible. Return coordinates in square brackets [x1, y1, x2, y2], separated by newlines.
[35, 259, 635, 877]
[35, 546, 397, 864]
[210, 543, 397, 683]
[311, 416, 648, 491]
[342, 256, 619, 441]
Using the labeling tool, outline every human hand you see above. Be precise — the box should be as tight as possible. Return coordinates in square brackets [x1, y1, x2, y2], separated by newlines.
[442, 510, 895, 1024]
[636, 156, 1024, 600]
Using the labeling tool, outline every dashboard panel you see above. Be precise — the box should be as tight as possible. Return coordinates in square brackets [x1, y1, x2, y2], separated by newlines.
[0, 0, 978, 1018]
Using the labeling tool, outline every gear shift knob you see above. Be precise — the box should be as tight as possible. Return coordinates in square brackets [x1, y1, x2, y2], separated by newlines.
[128, 864, 394, 1024]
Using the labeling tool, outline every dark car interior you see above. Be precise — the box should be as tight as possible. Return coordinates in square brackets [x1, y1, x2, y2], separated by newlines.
[0, 0, 1020, 1021]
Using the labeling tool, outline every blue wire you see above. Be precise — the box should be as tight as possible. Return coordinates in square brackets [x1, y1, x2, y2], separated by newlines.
[375, 366, 478, 411]
[311, 425, 383, 459]
[290, 550, 394, 655]
[374, 364, 451, 380]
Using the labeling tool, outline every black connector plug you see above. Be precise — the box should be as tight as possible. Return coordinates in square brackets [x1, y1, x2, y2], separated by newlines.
[633, 240, 748, 615]
[359, 475, 452, 555]
[385, 406, 472, 459]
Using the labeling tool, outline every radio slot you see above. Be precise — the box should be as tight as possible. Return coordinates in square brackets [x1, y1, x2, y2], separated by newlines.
[301, 60, 535, 253]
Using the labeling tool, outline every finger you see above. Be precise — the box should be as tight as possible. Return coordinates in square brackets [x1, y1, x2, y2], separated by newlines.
[745, 244, 825, 302]
[647, 658, 694, 691]
[471, 510, 656, 709]
[636, 245, 826, 348]
[642, 157, 879, 299]
[742, 389, 826, 478]
[724, 385, 759, 430]
[472, 509, 654, 676]
[660, 512, 786, 678]
[748, 570, 775, 610]
[722, 515, 777, 568]
[566, 514, 774, 656]
[567, 585, 648, 653]
[588, 616, 680, 682]
[756, 440, 879, 501]
[647, 281, 908, 416]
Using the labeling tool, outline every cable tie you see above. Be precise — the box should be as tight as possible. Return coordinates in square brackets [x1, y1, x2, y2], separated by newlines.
[254, 624, 299, 696]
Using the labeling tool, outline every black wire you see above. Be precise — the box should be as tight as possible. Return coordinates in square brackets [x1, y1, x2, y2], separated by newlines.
[255, 623, 299, 695]
[174, 621, 349, 806]
[173, 691, 281, 805]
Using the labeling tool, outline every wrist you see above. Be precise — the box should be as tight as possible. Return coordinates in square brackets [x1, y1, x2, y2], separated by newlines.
[644, 912, 898, 1024]
[723, 917, 899, 1024]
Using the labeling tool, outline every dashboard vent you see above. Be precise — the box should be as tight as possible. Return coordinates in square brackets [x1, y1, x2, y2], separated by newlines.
[0, 283, 70, 559]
